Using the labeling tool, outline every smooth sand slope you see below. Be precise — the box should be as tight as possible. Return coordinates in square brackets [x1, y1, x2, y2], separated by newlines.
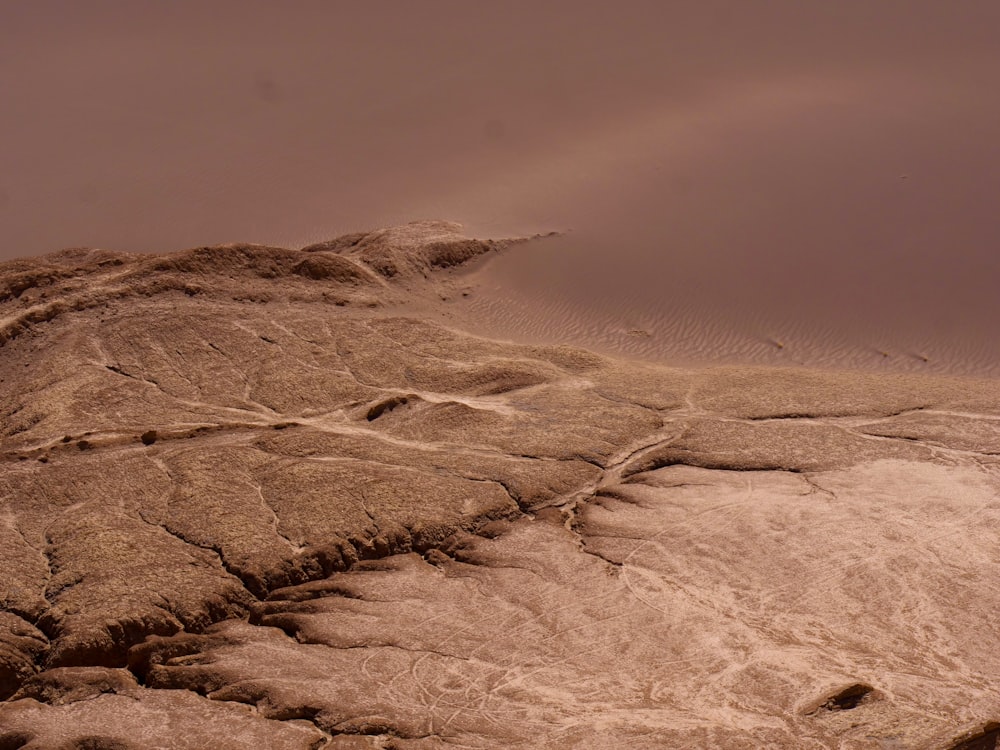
[1, 224, 1000, 749]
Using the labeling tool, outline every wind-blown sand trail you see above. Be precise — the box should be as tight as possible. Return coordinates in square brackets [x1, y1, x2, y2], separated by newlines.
[1, 223, 999, 749]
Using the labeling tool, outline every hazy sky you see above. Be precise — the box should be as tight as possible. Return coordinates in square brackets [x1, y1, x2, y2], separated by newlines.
[3, 2, 1000, 371]
[3, 1, 998, 256]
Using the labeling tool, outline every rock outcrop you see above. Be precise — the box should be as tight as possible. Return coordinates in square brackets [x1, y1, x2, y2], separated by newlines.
[1, 222, 999, 748]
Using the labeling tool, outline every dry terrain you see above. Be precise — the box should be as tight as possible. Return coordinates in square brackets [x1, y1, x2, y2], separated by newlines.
[1, 223, 999, 749]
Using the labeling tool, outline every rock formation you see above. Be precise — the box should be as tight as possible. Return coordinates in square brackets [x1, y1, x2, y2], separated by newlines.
[1, 222, 999, 748]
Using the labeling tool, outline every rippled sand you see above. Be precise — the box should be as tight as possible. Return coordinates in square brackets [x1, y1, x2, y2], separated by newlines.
[437, 231, 1000, 377]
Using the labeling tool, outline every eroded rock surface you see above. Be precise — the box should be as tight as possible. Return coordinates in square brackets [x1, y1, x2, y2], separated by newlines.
[2, 222, 1000, 747]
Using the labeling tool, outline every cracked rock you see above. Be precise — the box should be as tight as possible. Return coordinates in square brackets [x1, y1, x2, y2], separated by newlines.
[3, 224, 1000, 747]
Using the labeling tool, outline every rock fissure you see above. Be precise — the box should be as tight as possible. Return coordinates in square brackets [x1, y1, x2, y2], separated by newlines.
[135, 511, 260, 602]
[252, 480, 303, 555]
[38, 540, 61, 610]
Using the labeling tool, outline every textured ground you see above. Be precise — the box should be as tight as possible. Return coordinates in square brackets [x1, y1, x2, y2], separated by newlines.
[1, 223, 999, 749]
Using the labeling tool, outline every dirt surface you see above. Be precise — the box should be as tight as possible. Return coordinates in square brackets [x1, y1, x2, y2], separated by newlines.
[1, 224, 999, 748]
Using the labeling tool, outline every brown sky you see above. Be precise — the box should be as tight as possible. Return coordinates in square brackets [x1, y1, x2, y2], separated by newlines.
[3, 1, 1000, 370]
